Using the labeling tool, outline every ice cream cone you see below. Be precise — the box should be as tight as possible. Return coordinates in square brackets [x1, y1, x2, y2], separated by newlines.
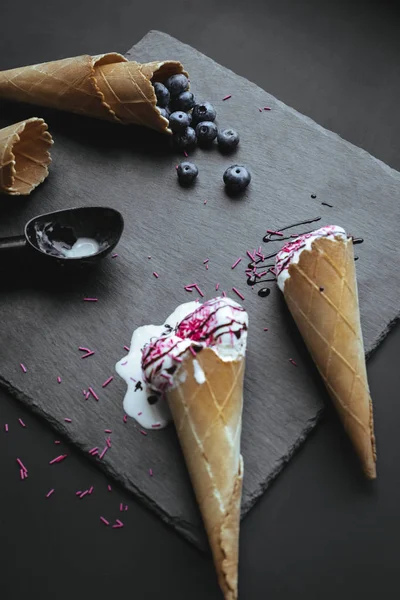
[0, 117, 53, 195]
[0, 54, 187, 133]
[278, 232, 376, 478]
[167, 348, 245, 600]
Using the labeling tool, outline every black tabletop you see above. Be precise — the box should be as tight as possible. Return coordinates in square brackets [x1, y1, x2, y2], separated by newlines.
[0, 1, 399, 599]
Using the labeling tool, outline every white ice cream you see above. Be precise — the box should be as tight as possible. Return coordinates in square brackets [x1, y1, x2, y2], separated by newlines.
[275, 225, 347, 291]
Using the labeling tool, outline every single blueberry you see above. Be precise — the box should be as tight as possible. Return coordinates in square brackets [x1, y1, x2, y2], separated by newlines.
[158, 107, 170, 121]
[153, 82, 170, 108]
[195, 121, 218, 146]
[165, 73, 189, 97]
[217, 128, 240, 152]
[172, 90, 196, 112]
[192, 102, 217, 125]
[169, 111, 192, 133]
[223, 165, 251, 193]
[172, 127, 197, 151]
[177, 161, 199, 186]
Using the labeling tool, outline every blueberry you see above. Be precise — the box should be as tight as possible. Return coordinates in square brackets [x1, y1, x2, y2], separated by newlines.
[192, 102, 216, 125]
[172, 127, 197, 150]
[158, 107, 170, 121]
[169, 111, 192, 133]
[172, 91, 196, 112]
[223, 165, 251, 193]
[217, 128, 240, 152]
[165, 74, 189, 97]
[153, 82, 170, 108]
[177, 161, 198, 186]
[195, 121, 218, 146]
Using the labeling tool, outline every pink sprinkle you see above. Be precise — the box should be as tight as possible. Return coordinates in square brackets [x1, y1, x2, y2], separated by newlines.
[256, 271, 267, 278]
[100, 517, 110, 526]
[203, 259, 209, 264]
[173, 356, 183, 363]
[112, 523, 124, 529]
[140, 430, 147, 437]
[289, 358, 298, 367]
[89, 447, 98, 454]
[264, 327, 269, 331]
[184, 285, 193, 292]
[64, 418, 72, 423]
[46, 489, 55, 498]
[148, 256, 151, 260]
[82, 389, 87, 396]
[152, 423, 161, 428]
[222, 94, 232, 101]
[184, 151, 188, 157]
[121, 360, 128, 366]
[104, 429, 112, 434]
[88, 387, 99, 401]
[99, 446, 108, 460]
[215, 283, 220, 291]
[125, 505, 128, 511]
[189, 346, 197, 357]
[107, 485, 112, 492]
[57, 376, 62, 384]
[231, 257, 242, 269]
[258, 107, 263, 112]
[49, 454, 67, 465]
[116, 519, 124, 526]
[266, 229, 283, 236]
[83, 298, 98, 302]
[90, 449, 99, 456]
[106, 437, 112, 448]
[149, 469, 153, 476]
[246, 250, 256, 261]
[264, 106, 271, 111]
[16, 458, 27, 472]
[89, 486, 94, 494]
[81, 351, 95, 359]
[123, 414, 128, 423]
[123, 346, 130, 352]
[112, 253, 119, 258]
[175, 164, 179, 170]
[120, 503, 124, 512]
[194, 284, 204, 297]
[206, 264, 209, 270]
[79, 490, 89, 499]
[153, 272, 159, 278]
[102, 376, 114, 388]
[54, 440, 60, 444]
[204, 200, 207, 205]
[4, 424, 8, 432]
[269, 266, 277, 275]
[137, 412, 143, 417]
[20, 363, 27, 373]
[20, 468, 26, 480]
[18, 419, 26, 428]
[76, 490, 82, 496]
[85, 392, 90, 400]
[222, 291, 227, 297]
[232, 287, 245, 301]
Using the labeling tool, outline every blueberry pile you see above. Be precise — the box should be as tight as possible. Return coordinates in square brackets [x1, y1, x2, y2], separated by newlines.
[153, 74, 250, 192]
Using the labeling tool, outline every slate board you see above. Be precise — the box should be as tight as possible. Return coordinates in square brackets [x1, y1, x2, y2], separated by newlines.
[0, 31, 399, 550]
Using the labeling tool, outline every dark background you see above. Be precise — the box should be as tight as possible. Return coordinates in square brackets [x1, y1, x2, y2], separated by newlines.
[0, 1, 399, 598]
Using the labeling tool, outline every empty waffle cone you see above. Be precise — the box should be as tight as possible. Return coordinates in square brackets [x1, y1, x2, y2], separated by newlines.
[0, 54, 187, 133]
[0, 117, 53, 195]
[167, 348, 245, 600]
[282, 235, 376, 478]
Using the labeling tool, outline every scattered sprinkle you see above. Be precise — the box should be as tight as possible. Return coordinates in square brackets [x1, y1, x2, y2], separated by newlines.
[18, 418, 26, 428]
[46, 489, 55, 498]
[100, 517, 110, 526]
[88, 387, 99, 401]
[232, 287, 245, 301]
[83, 298, 98, 302]
[54, 440, 60, 444]
[107, 485, 112, 492]
[184, 151, 188, 157]
[17, 458, 28, 472]
[125, 505, 128, 511]
[152, 423, 161, 429]
[104, 429, 112, 434]
[140, 430, 147, 437]
[102, 376, 114, 388]
[112, 520, 124, 529]
[89, 447, 99, 455]
[222, 291, 227, 297]
[222, 94, 232, 101]
[246, 250, 256, 261]
[85, 392, 90, 400]
[4, 424, 8, 432]
[88, 486, 94, 494]
[149, 469, 153, 476]
[64, 418, 72, 423]
[79, 346, 95, 359]
[258, 107, 263, 112]
[206, 264, 209, 270]
[123, 345, 130, 352]
[153, 272, 159, 278]
[137, 412, 143, 416]
[99, 446, 108, 460]
[20, 363, 27, 373]
[263, 327, 269, 331]
[263, 106, 271, 111]
[148, 256, 151, 260]
[76, 490, 82, 496]
[57, 376, 62, 384]
[203, 258, 209, 264]
[20, 468, 27, 480]
[289, 358, 298, 367]
[231, 257, 242, 269]
[79, 490, 89, 499]
[123, 414, 128, 423]
[106, 437, 112, 448]
[49, 454, 67, 465]
[111, 253, 119, 258]
[204, 200, 207, 205]
[120, 503, 124, 512]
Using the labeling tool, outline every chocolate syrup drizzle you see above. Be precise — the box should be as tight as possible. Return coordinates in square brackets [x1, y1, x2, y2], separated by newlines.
[248, 217, 364, 297]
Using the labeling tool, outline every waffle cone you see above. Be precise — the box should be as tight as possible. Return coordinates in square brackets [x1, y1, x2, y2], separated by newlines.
[0, 54, 187, 133]
[0, 117, 53, 195]
[167, 348, 245, 600]
[282, 235, 376, 478]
